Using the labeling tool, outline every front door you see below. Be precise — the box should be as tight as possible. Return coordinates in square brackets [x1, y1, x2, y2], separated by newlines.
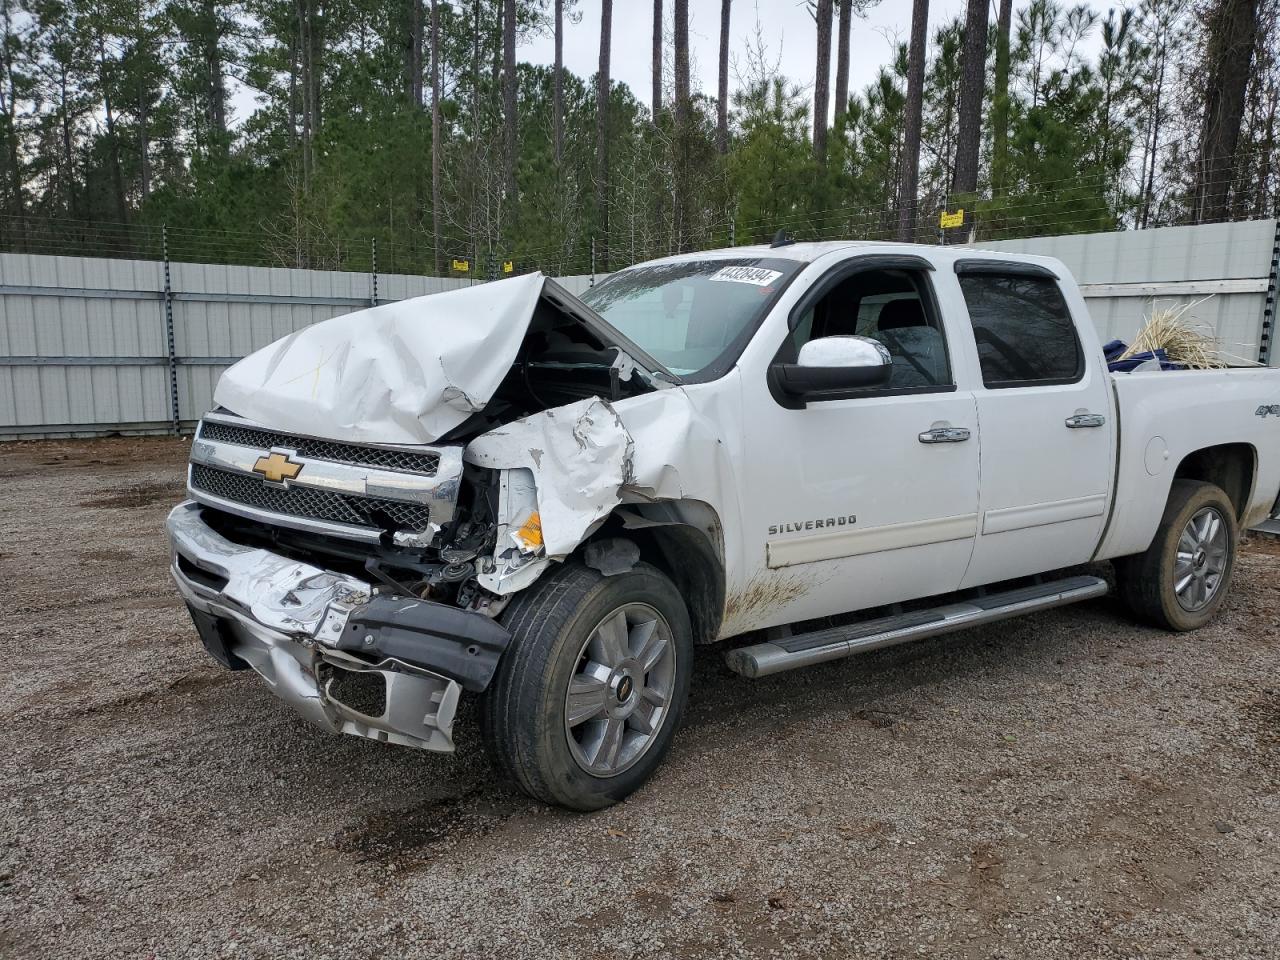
[732, 261, 981, 635]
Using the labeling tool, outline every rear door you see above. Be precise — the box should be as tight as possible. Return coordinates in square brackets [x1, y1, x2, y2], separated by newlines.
[954, 263, 1115, 588]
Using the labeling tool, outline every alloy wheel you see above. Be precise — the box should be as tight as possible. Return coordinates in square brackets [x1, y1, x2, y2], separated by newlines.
[563, 603, 676, 777]
[1173, 505, 1229, 612]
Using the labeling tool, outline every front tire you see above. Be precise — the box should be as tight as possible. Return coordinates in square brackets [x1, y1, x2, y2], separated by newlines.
[1115, 479, 1237, 631]
[481, 561, 693, 811]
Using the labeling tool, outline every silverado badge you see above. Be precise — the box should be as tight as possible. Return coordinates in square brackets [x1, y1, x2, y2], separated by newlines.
[253, 451, 303, 484]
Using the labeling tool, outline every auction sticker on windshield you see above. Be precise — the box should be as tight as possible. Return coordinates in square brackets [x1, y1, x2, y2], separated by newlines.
[709, 266, 784, 286]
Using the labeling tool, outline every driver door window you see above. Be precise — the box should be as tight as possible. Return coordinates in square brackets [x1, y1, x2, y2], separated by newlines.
[788, 268, 953, 391]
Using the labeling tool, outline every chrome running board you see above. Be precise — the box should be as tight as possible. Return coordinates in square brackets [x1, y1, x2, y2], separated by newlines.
[724, 574, 1109, 679]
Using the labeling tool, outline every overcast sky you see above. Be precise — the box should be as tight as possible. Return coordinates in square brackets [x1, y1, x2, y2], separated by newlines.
[526, 0, 977, 107]
[230, 0, 1113, 127]
[522, 0, 1110, 115]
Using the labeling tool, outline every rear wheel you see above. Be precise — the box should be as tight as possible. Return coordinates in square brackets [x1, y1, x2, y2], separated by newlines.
[1115, 479, 1237, 631]
[480, 561, 692, 810]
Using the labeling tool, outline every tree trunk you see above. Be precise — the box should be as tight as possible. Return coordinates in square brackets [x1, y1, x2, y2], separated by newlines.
[137, 64, 151, 202]
[58, 69, 77, 217]
[308, 0, 322, 160]
[97, 36, 129, 223]
[431, 0, 443, 273]
[673, 0, 689, 250]
[1193, 0, 1260, 222]
[503, 0, 517, 197]
[1140, 46, 1165, 229]
[897, 0, 928, 242]
[492, 0, 503, 101]
[408, 0, 423, 107]
[651, 0, 662, 121]
[471, 0, 481, 123]
[554, 0, 564, 162]
[1256, 85, 1276, 217]
[202, 0, 228, 148]
[287, 18, 299, 151]
[991, 0, 1012, 195]
[2, 109, 21, 228]
[716, 0, 730, 153]
[812, 0, 833, 163]
[596, 0, 612, 270]
[296, 0, 312, 183]
[834, 0, 851, 126]
[673, 0, 689, 125]
[0, 0, 24, 234]
[951, 0, 988, 195]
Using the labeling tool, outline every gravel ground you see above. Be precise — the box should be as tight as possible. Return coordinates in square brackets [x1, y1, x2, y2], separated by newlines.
[2, 436, 1279, 960]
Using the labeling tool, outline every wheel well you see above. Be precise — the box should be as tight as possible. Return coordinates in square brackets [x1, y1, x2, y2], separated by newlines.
[577, 503, 727, 645]
[1173, 443, 1256, 521]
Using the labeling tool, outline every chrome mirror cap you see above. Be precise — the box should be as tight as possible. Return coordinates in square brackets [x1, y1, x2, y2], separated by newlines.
[797, 335, 892, 369]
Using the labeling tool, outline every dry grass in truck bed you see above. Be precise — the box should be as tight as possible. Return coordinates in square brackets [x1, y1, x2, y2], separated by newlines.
[2, 436, 1278, 960]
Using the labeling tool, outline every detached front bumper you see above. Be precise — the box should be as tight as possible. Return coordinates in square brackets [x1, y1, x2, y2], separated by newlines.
[166, 501, 510, 752]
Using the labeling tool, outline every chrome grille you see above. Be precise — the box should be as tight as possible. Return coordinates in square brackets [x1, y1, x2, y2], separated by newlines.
[190, 464, 432, 531]
[199, 420, 440, 476]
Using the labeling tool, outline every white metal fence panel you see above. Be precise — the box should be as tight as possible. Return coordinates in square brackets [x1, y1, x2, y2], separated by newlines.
[0, 257, 601, 438]
[975, 219, 1279, 364]
[3, 219, 1276, 438]
[0, 253, 172, 437]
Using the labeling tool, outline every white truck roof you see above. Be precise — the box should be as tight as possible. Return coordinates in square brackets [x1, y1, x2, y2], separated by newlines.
[638, 240, 1066, 275]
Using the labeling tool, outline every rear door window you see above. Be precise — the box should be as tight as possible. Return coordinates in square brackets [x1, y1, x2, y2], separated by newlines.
[958, 274, 1083, 388]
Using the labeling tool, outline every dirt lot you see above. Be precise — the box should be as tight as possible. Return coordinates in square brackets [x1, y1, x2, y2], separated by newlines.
[2, 436, 1279, 960]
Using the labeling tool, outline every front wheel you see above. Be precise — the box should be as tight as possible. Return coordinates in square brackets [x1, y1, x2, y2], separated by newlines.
[1115, 479, 1237, 631]
[480, 561, 693, 810]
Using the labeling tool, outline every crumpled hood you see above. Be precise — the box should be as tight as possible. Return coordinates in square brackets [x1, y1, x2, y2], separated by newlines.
[213, 273, 547, 445]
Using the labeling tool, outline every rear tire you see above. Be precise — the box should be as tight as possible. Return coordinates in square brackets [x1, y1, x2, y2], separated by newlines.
[480, 561, 693, 811]
[1115, 479, 1237, 631]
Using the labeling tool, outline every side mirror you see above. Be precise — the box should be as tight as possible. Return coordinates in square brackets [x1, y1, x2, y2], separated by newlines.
[773, 335, 892, 401]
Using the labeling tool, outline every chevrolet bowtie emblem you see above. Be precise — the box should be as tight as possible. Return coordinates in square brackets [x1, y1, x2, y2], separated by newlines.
[252, 451, 303, 484]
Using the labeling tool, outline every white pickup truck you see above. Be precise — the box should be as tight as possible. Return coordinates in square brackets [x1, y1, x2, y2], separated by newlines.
[167, 240, 1280, 809]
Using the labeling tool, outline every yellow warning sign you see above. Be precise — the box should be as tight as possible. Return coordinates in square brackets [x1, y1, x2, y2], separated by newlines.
[939, 208, 965, 229]
[450, 258, 470, 273]
[502, 260, 514, 274]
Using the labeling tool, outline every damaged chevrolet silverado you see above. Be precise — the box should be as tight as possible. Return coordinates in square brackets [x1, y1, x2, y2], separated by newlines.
[167, 242, 1280, 810]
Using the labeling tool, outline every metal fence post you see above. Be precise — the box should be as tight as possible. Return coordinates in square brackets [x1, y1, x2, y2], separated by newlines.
[1260, 219, 1280, 367]
[370, 237, 378, 306]
[161, 224, 181, 435]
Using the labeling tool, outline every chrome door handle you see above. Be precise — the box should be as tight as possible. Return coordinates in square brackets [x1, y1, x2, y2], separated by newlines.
[918, 425, 971, 443]
[1065, 412, 1106, 429]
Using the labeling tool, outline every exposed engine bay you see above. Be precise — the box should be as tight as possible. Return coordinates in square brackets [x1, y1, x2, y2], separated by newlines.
[190, 275, 668, 621]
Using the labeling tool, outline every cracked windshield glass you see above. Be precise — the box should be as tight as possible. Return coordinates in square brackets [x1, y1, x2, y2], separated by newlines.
[580, 258, 803, 377]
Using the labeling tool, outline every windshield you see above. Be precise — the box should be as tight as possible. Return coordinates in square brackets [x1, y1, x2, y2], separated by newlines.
[579, 258, 803, 378]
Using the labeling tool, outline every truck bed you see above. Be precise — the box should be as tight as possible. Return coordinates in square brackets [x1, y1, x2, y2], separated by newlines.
[1098, 366, 1280, 560]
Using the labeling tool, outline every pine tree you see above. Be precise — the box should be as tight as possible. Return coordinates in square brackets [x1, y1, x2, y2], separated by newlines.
[991, 0, 1013, 195]
[834, 0, 851, 126]
[596, 0, 611, 269]
[717, 0, 731, 154]
[1193, 0, 1261, 221]
[651, 0, 662, 121]
[951, 0, 989, 196]
[502, 0, 516, 198]
[898, 0, 928, 240]
[812, 0, 833, 162]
